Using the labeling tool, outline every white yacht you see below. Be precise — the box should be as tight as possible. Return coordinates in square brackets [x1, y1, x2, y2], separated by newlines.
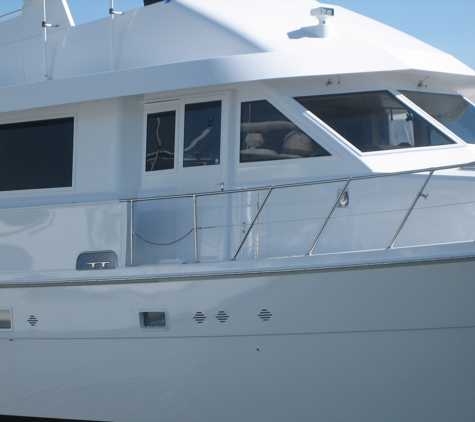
[1, 0, 475, 421]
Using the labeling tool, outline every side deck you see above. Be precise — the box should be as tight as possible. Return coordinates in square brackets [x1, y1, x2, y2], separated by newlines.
[1, 162, 475, 283]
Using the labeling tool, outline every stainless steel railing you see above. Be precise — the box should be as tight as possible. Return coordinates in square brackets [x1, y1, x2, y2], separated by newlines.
[0, 8, 22, 21]
[125, 161, 475, 266]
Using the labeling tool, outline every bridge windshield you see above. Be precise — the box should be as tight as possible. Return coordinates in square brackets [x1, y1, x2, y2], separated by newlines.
[400, 90, 475, 145]
[295, 91, 456, 152]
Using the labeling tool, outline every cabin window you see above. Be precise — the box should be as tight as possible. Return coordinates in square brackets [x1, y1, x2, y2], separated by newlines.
[146, 110, 176, 171]
[400, 91, 475, 144]
[183, 101, 221, 167]
[240, 100, 330, 162]
[0, 117, 74, 192]
[295, 91, 456, 152]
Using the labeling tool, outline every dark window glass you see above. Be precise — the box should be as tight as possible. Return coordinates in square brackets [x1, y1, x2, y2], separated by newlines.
[400, 90, 475, 144]
[295, 91, 456, 152]
[0, 309, 11, 329]
[183, 101, 221, 167]
[240, 100, 330, 162]
[0, 117, 74, 191]
[141, 311, 167, 327]
[146, 110, 176, 171]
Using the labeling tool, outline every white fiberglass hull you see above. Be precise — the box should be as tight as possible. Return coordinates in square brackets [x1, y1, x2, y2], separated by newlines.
[1, 257, 474, 422]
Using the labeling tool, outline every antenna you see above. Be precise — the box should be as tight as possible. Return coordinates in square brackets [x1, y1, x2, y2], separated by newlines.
[42, 0, 59, 80]
[109, 0, 124, 16]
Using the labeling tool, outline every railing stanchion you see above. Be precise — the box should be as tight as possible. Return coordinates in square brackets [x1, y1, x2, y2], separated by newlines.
[307, 179, 351, 256]
[130, 199, 135, 267]
[388, 169, 435, 249]
[193, 195, 199, 263]
[232, 187, 273, 261]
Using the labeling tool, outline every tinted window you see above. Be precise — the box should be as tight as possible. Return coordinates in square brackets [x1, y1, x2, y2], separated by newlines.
[183, 101, 221, 167]
[295, 91, 456, 152]
[400, 91, 475, 144]
[240, 100, 330, 162]
[0, 117, 74, 191]
[146, 110, 176, 171]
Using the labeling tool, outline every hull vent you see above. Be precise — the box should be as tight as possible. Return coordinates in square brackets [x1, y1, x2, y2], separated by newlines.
[28, 315, 38, 326]
[193, 312, 207, 323]
[216, 311, 229, 323]
[258, 309, 272, 321]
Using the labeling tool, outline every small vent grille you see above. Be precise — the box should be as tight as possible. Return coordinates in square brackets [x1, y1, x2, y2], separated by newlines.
[258, 309, 272, 321]
[193, 312, 206, 323]
[215, 311, 229, 323]
[28, 315, 38, 326]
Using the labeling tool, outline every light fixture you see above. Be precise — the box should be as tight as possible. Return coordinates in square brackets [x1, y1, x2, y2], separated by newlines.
[309, 6, 335, 38]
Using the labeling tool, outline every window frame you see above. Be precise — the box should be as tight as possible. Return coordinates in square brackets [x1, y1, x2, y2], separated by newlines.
[143, 93, 227, 176]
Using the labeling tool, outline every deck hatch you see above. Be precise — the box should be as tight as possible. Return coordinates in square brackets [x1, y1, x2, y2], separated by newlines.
[76, 251, 118, 270]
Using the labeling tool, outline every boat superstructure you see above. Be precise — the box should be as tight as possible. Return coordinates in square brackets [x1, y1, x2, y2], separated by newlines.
[1, 1, 475, 421]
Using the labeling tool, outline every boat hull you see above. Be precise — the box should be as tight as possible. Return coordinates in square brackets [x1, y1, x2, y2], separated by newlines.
[1, 257, 475, 421]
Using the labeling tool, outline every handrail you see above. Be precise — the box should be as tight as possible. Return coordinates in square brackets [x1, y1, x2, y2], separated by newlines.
[129, 199, 135, 267]
[387, 169, 434, 249]
[232, 187, 273, 260]
[127, 160, 475, 265]
[123, 161, 475, 204]
[307, 178, 351, 255]
[193, 195, 199, 263]
[0, 8, 22, 21]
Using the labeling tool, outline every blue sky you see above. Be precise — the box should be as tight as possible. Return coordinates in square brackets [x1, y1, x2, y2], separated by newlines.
[1, 0, 474, 69]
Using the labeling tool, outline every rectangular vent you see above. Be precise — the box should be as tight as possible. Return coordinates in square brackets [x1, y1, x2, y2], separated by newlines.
[140, 311, 168, 330]
[0, 309, 12, 330]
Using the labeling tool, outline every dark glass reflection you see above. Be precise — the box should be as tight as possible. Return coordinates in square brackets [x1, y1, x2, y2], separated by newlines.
[240, 100, 330, 162]
[183, 101, 221, 167]
[0, 117, 74, 191]
[295, 91, 456, 152]
[146, 110, 176, 171]
[400, 90, 475, 144]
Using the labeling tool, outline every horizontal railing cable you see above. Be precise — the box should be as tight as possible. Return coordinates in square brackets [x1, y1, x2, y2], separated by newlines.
[134, 228, 194, 246]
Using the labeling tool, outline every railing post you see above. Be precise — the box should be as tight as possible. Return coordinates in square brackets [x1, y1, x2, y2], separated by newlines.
[232, 187, 273, 260]
[388, 169, 435, 249]
[193, 195, 199, 263]
[307, 179, 351, 256]
[130, 199, 135, 267]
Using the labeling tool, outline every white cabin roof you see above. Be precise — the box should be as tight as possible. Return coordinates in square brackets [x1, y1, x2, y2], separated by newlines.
[0, 0, 474, 113]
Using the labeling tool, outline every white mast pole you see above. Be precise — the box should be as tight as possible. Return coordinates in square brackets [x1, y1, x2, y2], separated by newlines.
[42, 0, 48, 79]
